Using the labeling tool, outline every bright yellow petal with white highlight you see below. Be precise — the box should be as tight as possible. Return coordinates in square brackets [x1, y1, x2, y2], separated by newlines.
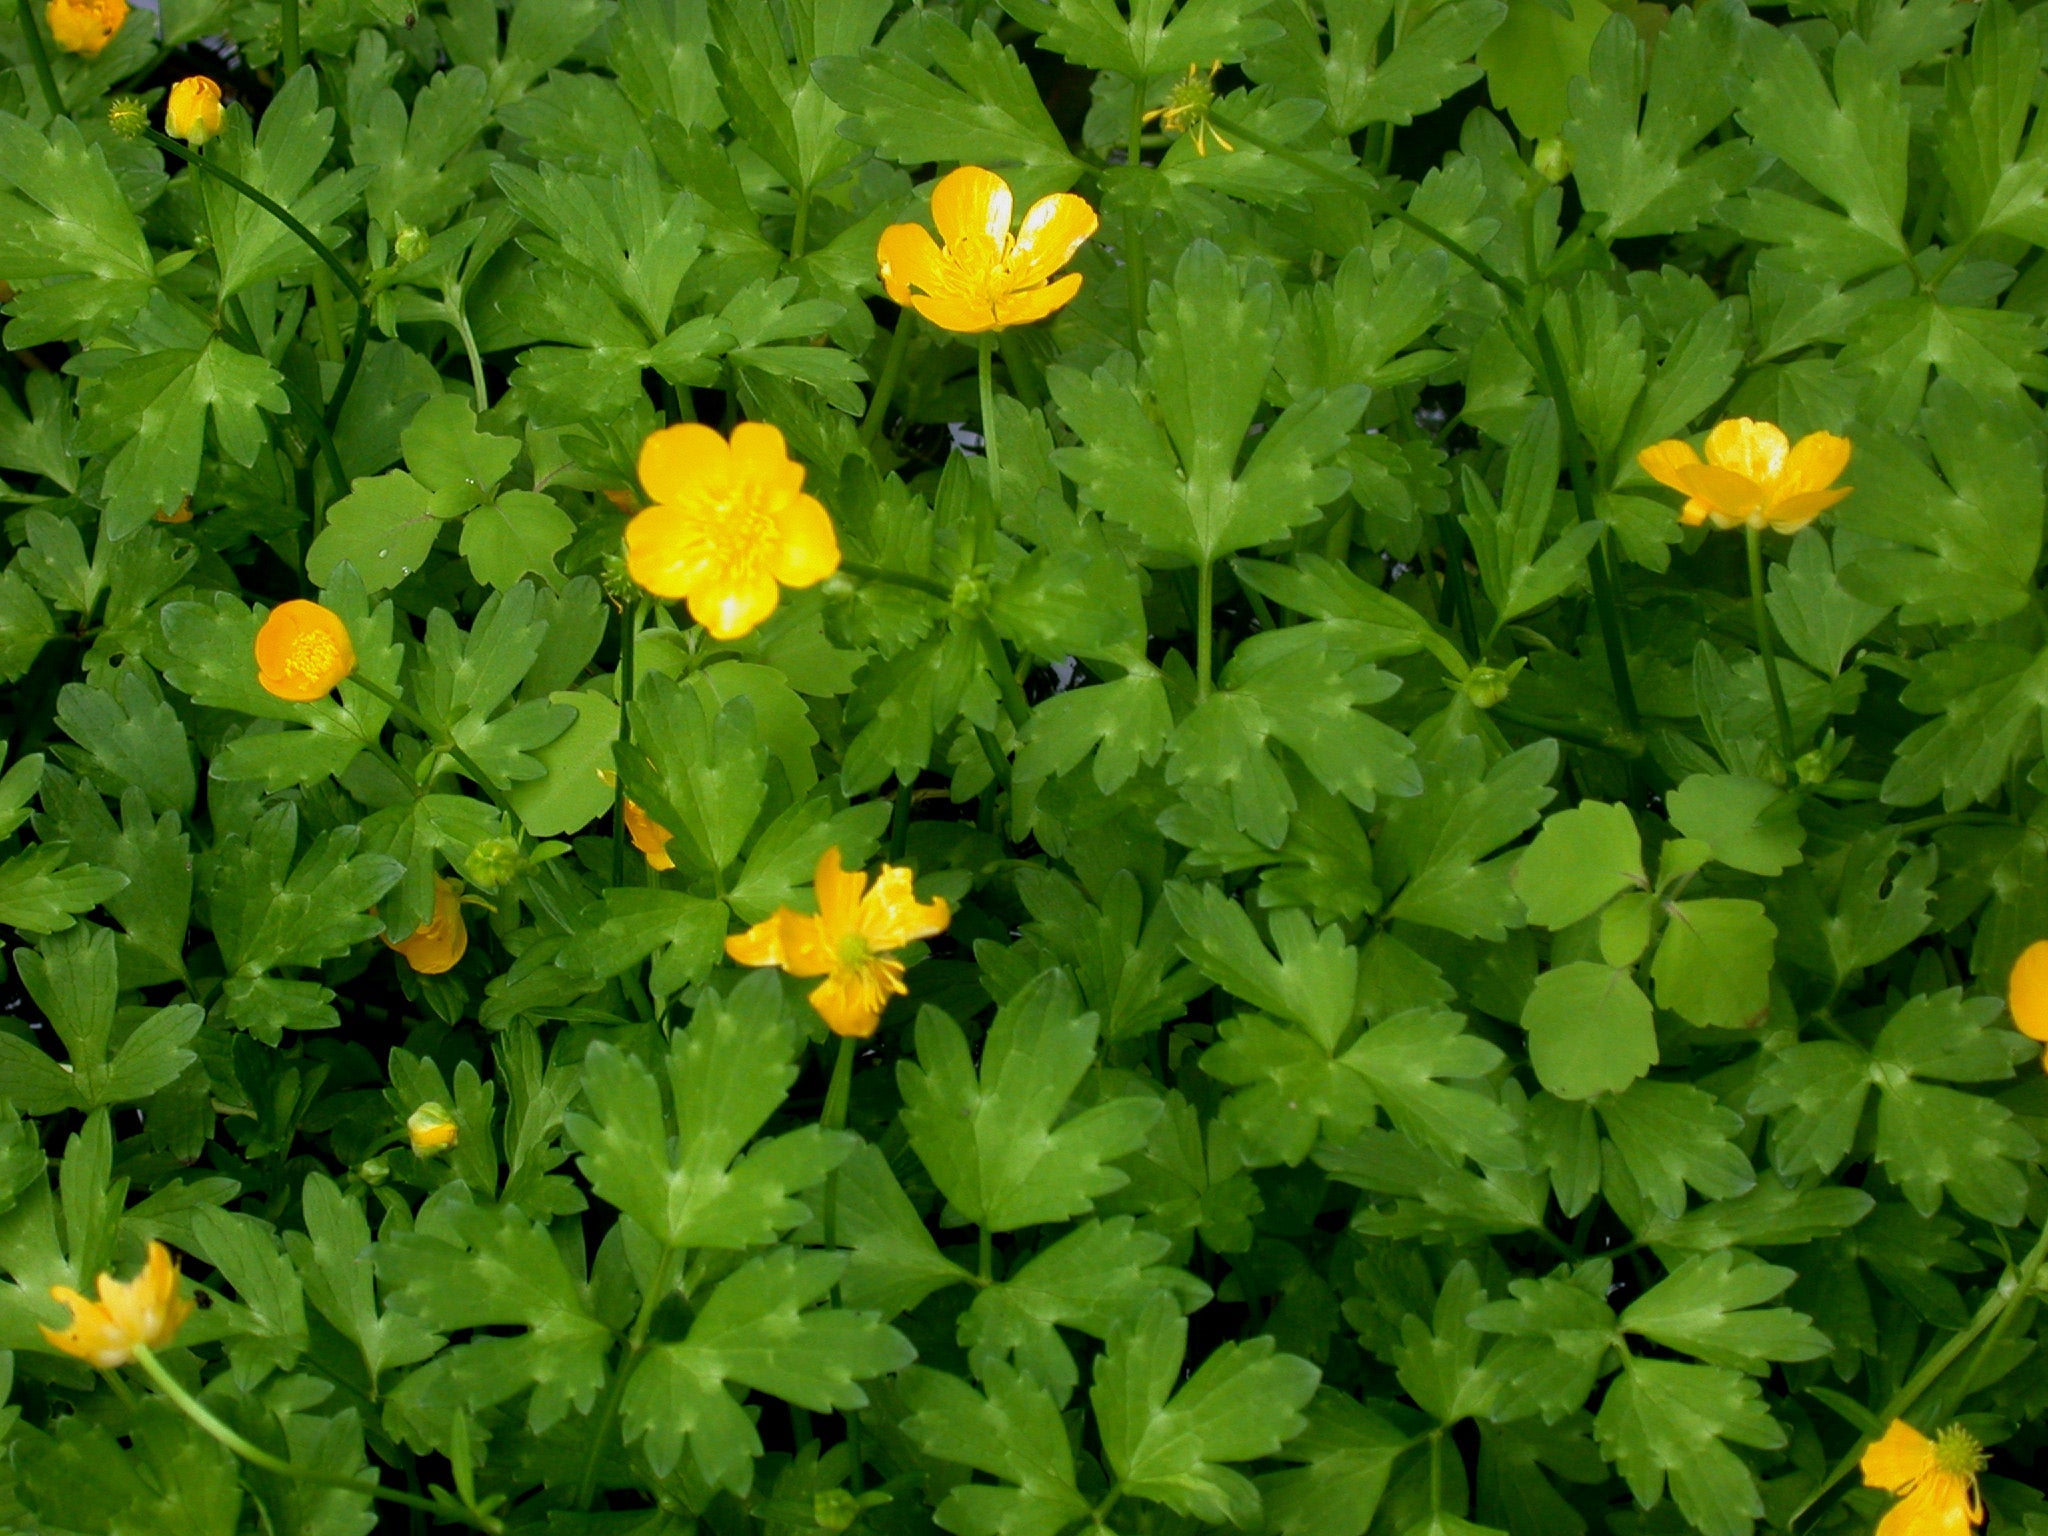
[1636, 439, 1702, 493]
[729, 421, 806, 506]
[638, 422, 729, 508]
[1704, 417, 1790, 483]
[858, 864, 952, 953]
[726, 911, 790, 969]
[1006, 193, 1101, 289]
[1667, 462, 1769, 525]
[688, 569, 782, 640]
[1778, 430, 1852, 497]
[876, 221, 942, 305]
[772, 494, 841, 588]
[930, 165, 1013, 248]
[994, 272, 1086, 329]
[2011, 940, 2048, 1042]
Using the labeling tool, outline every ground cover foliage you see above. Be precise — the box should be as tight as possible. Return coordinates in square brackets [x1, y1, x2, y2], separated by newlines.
[2, 0, 2048, 1532]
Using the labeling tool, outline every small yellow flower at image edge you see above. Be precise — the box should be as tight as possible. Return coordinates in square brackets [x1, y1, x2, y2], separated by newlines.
[166, 75, 225, 147]
[254, 599, 356, 702]
[624, 420, 840, 640]
[1636, 417, 1853, 534]
[726, 847, 951, 1038]
[41, 1239, 192, 1368]
[386, 876, 469, 975]
[2009, 938, 2048, 1068]
[1861, 1419, 1987, 1536]
[46, 0, 128, 57]
[876, 166, 1099, 335]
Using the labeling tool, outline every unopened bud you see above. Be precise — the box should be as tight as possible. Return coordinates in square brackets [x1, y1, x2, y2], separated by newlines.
[394, 225, 430, 264]
[814, 1491, 861, 1533]
[1533, 138, 1573, 184]
[949, 574, 990, 618]
[358, 1156, 391, 1185]
[1794, 748, 1831, 786]
[107, 97, 148, 139]
[1461, 664, 1515, 710]
[464, 836, 523, 891]
[407, 1102, 458, 1158]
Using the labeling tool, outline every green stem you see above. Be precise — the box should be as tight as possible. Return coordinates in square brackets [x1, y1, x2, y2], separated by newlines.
[310, 267, 343, 362]
[611, 601, 640, 887]
[977, 338, 1002, 514]
[1745, 524, 1798, 770]
[859, 316, 914, 448]
[975, 618, 1032, 730]
[322, 299, 369, 434]
[573, 1245, 679, 1511]
[14, 0, 61, 119]
[1195, 559, 1214, 702]
[279, 0, 301, 77]
[349, 672, 511, 810]
[978, 1226, 994, 1284]
[839, 559, 950, 602]
[1434, 513, 1482, 658]
[1524, 312, 1640, 732]
[821, 1032, 858, 1248]
[1789, 1220, 2048, 1532]
[1123, 76, 1149, 354]
[131, 1345, 501, 1534]
[789, 186, 812, 262]
[143, 128, 366, 303]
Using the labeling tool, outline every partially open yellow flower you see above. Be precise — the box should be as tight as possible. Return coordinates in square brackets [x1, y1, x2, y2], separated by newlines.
[255, 599, 356, 702]
[598, 769, 678, 871]
[876, 167, 1098, 334]
[46, 0, 127, 56]
[624, 422, 839, 640]
[2010, 939, 2048, 1068]
[386, 876, 468, 975]
[407, 1102, 458, 1157]
[1861, 1420, 1986, 1536]
[41, 1240, 192, 1368]
[156, 497, 193, 525]
[726, 847, 951, 1038]
[165, 76, 224, 146]
[1636, 418, 1852, 534]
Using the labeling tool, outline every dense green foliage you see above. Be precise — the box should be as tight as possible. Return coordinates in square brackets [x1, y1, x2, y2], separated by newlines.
[1, 0, 2047, 1533]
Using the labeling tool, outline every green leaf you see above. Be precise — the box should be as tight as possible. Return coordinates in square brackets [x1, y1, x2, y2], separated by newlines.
[1252, 0, 1505, 134]
[1461, 405, 1605, 632]
[827, 1143, 972, 1317]
[1594, 1356, 1785, 1536]
[206, 803, 403, 980]
[1391, 1260, 1500, 1424]
[379, 1187, 610, 1449]
[899, 1361, 1093, 1536]
[1617, 1252, 1828, 1371]
[899, 969, 1163, 1233]
[506, 688, 619, 838]
[1511, 801, 1644, 929]
[462, 489, 573, 589]
[1563, 3, 1760, 239]
[190, 1205, 308, 1380]
[1468, 1262, 1618, 1423]
[1665, 775, 1804, 877]
[55, 669, 196, 817]
[1597, 1080, 1753, 1220]
[1169, 882, 1358, 1053]
[1650, 898, 1776, 1029]
[1001, 0, 1279, 75]
[624, 1247, 913, 1488]
[1050, 242, 1367, 564]
[1520, 962, 1657, 1101]
[1093, 1291, 1319, 1525]
[1477, 0, 1613, 139]
[286, 1173, 442, 1384]
[1382, 734, 1558, 941]
[1765, 530, 1888, 678]
[565, 973, 854, 1249]
[0, 844, 129, 937]
[0, 115, 155, 347]
[812, 15, 1083, 200]
[1638, 1175, 1874, 1254]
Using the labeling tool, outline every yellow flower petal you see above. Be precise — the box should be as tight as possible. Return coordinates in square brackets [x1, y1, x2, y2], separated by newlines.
[1763, 486, 1852, 534]
[1668, 462, 1769, 525]
[638, 422, 729, 508]
[771, 493, 841, 589]
[387, 876, 468, 974]
[1863, 1421, 1938, 1493]
[688, 569, 782, 641]
[1704, 417, 1790, 483]
[993, 271, 1086, 329]
[46, 0, 128, 57]
[165, 76, 224, 144]
[909, 291, 1000, 334]
[1778, 430, 1853, 498]
[930, 165, 1013, 248]
[624, 799, 676, 872]
[254, 600, 356, 702]
[858, 864, 952, 953]
[877, 221, 942, 305]
[1006, 193, 1101, 289]
[2010, 939, 2048, 1043]
[1636, 438, 1702, 494]
[813, 845, 867, 941]
[726, 912, 791, 969]
[808, 958, 906, 1038]
[40, 1240, 192, 1368]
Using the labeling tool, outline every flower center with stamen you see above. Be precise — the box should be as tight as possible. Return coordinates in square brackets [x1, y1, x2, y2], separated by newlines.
[837, 931, 874, 972]
[701, 485, 781, 583]
[286, 630, 341, 691]
[1933, 1426, 1987, 1478]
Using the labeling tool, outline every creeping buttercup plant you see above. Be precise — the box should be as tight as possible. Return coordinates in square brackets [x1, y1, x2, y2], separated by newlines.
[7, 0, 2048, 1533]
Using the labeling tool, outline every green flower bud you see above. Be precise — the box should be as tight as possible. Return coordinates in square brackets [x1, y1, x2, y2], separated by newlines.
[407, 1102, 458, 1158]
[814, 1491, 861, 1533]
[1534, 138, 1573, 184]
[1461, 664, 1516, 710]
[464, 836, 523, 890]
[394, 225, 431, 264]
[107, 97, 149, 139]
[358, 1156, 391, 1186]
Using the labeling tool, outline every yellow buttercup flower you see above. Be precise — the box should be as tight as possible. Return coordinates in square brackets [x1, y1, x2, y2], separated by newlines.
[726, 847, 951, 1038]
[876, 167, 1098, 335]
[624, 421, 840, 640]
[41, 1240, 192, 1368]
[1861, 1420, 1986, 1536]
[255, 599, 356, 702]
[165, 76, 224, 146]
[597, 770, 678, 872]
[2010, 939, 2048, 1068]
[46, 0, 127, 56]
[385, 876, 468, 975]
[1637, 418, 1852, 534]
[407, 1102, 459, 1157]
[1144, 62, 1233, 156]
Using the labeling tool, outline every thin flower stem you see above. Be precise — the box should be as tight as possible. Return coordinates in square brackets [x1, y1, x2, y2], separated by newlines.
[611, 601, 640, 887]
[790, 185, 812, 261]
[976, 337, 1003, 510]
[978, 1226, 994, 1284]
[1195, 559, 1214, 703]
[14, 0, 61, 119]
[820, 1031, 858, 1248]
[975, 619, 1033, 730]
[348, 672, 512, 812]
[1124, 76, 1149, 355]
[143, 128, 366, 303]
[1745, 524, 1798, 770]
[1789, 1220, 2048, 1532]
[322, 300, 369, 435]
[859, 317, 914, 448]
[130, 1344, 502, 1533]
[839, 559, 951, 602]
[573, 1244, 678, 1511]
[280, 0, 301, 77]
